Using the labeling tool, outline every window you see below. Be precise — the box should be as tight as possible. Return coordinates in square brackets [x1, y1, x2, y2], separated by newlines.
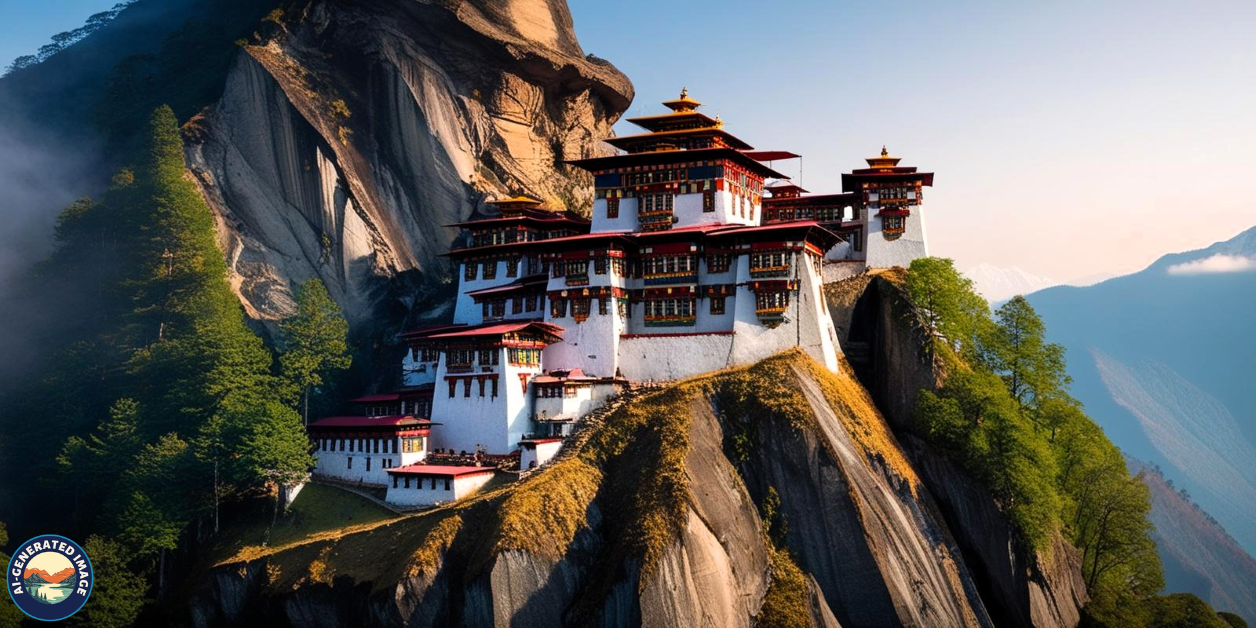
[551, 298, 567, 318]
[702, 190, 714, 212]
[430, 477, 437, 490]
[349, 439, 355, 453]
[710, 296, 726, 315]
[756, 291, 789, 313]
[347, 457, 353, 469]
[606, 197, 619, 219]
[644, 298, 697, 326]
[464, 262, 477, 281]
[594, 257, 607, 275]
[512, 297, 523, 314]
[598, 297, 609, 316]
[506, 257, 519, 278]
[404, 476, 411, 489]
[479, 349, 498, 366]
[444, 478, 452, 490]
[572, 298, 591, 321]
[706, 254, 731, 274]
[373, 439, 380, 454]
[393, 476, 399, 488]
[366, 457, 371, 471]
[482, 261, 497, 280]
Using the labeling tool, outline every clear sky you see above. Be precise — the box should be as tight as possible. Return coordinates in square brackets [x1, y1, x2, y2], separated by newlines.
[569, 0, 1256, 281]
[4, 1, 1253, 281]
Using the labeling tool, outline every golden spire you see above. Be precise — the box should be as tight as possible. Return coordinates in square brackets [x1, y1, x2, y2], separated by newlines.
[714, 114, 723, 128]
[680, 86, 689, 99]
[881, 145, 889, 157]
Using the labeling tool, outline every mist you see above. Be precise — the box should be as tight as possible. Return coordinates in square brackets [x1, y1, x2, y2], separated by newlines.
[0, 94, 104, 384]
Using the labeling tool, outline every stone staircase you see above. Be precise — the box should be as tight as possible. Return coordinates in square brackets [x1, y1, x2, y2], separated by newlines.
[519, 381, 667, 478]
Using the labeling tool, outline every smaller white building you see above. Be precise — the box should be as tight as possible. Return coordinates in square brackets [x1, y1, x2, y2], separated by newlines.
[385, 464, 497, 507]
[309, 416, 433, 487]
[520, 437, 564, 470]
[531, 368, 622, 437]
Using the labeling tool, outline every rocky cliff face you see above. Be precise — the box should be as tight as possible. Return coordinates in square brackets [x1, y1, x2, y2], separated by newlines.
[185, 0, 631, 324]
[185, 350, 1088, 627]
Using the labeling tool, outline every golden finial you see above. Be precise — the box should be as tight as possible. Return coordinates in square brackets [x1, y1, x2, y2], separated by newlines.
[881, 145, 889, 157]
[714, 114, 723, 128]
[680, 86, 689, 99]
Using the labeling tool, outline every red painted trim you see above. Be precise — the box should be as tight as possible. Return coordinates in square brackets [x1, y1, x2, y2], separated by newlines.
[620, 331, 736, 339]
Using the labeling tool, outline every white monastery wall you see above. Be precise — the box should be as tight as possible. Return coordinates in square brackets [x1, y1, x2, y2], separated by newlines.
[520, 440, 563, 470]
[618, 333, 735, 381]
[864, 211, 928, 269]
[453, 258, 519, 325]
[429, 348, 537, 454]
[385, 471, 495, 507]
[728, 252, 841, 373]
[591, 197, 639, 233]
[313, 435, 418, 486]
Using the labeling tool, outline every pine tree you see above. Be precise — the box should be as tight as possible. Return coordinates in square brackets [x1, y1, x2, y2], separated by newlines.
[905, 257, 990, 358]
[279, 278, 352, 425]
[65, 536, 146, 628]
[981, 296, 1070, 416]
[0, 523, 22, 628]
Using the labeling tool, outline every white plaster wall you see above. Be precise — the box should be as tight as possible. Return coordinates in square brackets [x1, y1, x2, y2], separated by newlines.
[533, 385, 608, 422]
[672, 192, 710, 229]
[401, 355, 440, 387]
[822, 261, 867, 284]
[727, 251, 841, 374]
[543, 263, 626, 378]
[312, 435, 416, 486]
[453, 258, 523, 325]
[384, 471, 495, 506]
[864, 210, 928, 269]
[429, 347, 536, 454]
[591, 197, 639, 233]
[713, 189, 757, 227]
[521, 440, 563, 469]
[618, 333, 735, 381]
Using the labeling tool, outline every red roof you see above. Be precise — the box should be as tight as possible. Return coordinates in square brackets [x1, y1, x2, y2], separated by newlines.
[464, 275, 548, 299]
[351, 389, 433, 403]
[403, 320, 564, 342]
[520, 438, 564, 445]
[309, 415, 435, 429]
[386, 464, 496, 477]
[567, 147, 786, 179]
[744, 150, 801, 162]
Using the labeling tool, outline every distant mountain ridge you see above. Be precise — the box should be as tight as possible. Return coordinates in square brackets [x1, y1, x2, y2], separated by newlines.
[963, 263, 1058, 303]
[1027, 225, 1256, 556]
[23, 567, 75, 583]
[1129, 457, 1256, 625]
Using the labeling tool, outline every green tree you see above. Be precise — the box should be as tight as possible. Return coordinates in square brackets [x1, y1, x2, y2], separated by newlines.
[57, 399, 144, 526]
[279, 278, 352, 425]
[0, 523, 22, 628]
[905, 257, 990, 358]
[981, 296, 1069, 418]
[65, 536, 146, 628]
[223, 398, 314, 538]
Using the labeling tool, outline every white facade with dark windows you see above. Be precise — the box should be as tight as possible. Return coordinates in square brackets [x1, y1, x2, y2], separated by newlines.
[309, 91, 934, 507]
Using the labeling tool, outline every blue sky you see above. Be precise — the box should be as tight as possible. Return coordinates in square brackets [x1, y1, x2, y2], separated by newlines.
[4, 0, 1254, 280]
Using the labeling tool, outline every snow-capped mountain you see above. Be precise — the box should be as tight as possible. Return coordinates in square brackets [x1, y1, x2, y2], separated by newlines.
[963, 263, 1058, 303]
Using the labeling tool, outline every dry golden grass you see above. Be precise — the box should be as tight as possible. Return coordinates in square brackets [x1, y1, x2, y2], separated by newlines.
[757, 547, 811, 628]
[491, 457, 602, 559]
[406, 515, 464, 579]
[795, 355, 921, 492]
